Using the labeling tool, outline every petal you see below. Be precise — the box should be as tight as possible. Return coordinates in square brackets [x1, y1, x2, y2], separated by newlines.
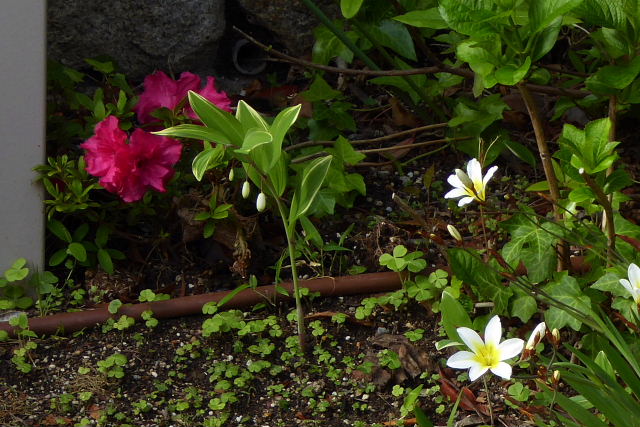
[199, 77, 232, 111]
[444, 188, 469, 199]
[446, 351, 477, 369]
[467, 159, 483, 186]
[455, 169, 474, 189]
[490, 362, 513, 380]
[447, 173, 465, 188]
[483, 165, 498, 185]
[498, 338, 524, 360]
[468, 364, 489, 381]
[629, 263, 640, 288]
[620, 279, 635, 297]
[525, 322, 546, 350]
[484, 316, 502, 348]
[175, 72, 201, 97]
[458, 196, 476, 206]
[457, 327, 484, 353]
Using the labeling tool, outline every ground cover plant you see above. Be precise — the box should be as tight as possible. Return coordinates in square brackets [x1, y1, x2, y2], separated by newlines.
[3, 0, 640, 425]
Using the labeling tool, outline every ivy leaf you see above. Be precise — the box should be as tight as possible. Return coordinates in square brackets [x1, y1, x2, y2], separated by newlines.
[591, 271, 626, 297]
[510, 295, 538, 323]
[501, 214, 560, 283]
[543, 273, 591, 331]
[448, 248, 512, 314]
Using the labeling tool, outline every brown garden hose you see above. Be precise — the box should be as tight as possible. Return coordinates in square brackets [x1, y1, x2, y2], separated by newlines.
[0, 272, 402, 337]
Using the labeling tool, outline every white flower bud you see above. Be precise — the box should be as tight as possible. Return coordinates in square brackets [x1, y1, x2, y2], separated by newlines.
[242, 181, 251, 199]
[228, 168, 234, 181]
[256, 192, 266, 212]
[447, 224, 462, 242]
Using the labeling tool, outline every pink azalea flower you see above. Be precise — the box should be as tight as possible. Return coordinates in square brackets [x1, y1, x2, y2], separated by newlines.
[81, 117, 183, 202]
[81, 116, 128, 177]
[134, 71, 232, 124]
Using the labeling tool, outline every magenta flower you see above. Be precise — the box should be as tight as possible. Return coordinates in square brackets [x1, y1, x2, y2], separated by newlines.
[81, 117, 183, 202]
[133, 71, 232, 124]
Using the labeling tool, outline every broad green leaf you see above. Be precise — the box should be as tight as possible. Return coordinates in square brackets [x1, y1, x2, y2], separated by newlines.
[95, 225, 109, 248]
[48, 219, 72, 243]
[241, 129, 276, 174]
[439, 0, 508, 38]
[525, 180, 549, 191]
[108, 299, 122, 314]
[300, 216, 324, 249]
[49, 249, 67, 266]
[188, 91, 243, 145]
[235, 100, 269, 133]
[504, 139, 537, 167]
[154, 124, 236, 146]
[448, 248, 512, 314]
[529, 17, 562, 61]
[312, 25, 355, 65]
[501, 213, 560, 283]
[456, 39, 498, 78]
[393, 8, 448, 29]
[192, 144, 225, 181]
[440, 290, 473, 343]
[340, 0, 364, 18]
[67, 242, 87, 262]
[97, 249, 114, 274]
[270, 104, 301, 168]
[290, 156, 333, 222]
[5, 258, 28, 282]
[330, 136, 365, 165]
[543, 273, 591, 331]
[494, 56, 531, 85]
[510, 295, 537, 322]
[302, 75, 342, 102]
[528, 0, 582, 34]
[591, 271, 626, 297]
[367, 19, 417, 61]
[586, 55, 640, 93]
[267, 155, 289, 197]
[574, 0, 626, 28]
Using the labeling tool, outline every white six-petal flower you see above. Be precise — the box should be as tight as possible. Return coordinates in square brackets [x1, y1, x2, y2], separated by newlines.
[444, 158, 498, 207]
[446, 315, 524, 381]
[619, 263, 640, 303]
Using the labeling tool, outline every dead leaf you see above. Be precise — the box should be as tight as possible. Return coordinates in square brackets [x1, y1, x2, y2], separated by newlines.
[382, 137, 416, 161]
[390, 97, 420, 127]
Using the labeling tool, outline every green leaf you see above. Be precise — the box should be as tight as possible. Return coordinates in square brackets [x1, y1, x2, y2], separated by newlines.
[494, 57, 531, 86]
[235, 100, 269, 133]
[270, 104, 301, 166]
[586, 55, 640, 93]
[154, 124, 236, 146]
[574, 0, 626, 28]
[529, 17, 562, 61]
[501, 213, 560, 283]
[49, 249, 68, 266]
[192, 144, 225, 181]
[97, 249, 114, 274]
[367, 19, 417, 61]
[67, 242, 87, 262]
[393, 8, 448, 29]
[439, 0, 508, 38]
[108, 299, 122, 314]
[330, 136, 365, 165]
[302, 75, 342, 102]
[440, 291, 473, 343]
[340, 0, 364, 18]
[448, 248, 512, 314]
[290, 156, 333, 222]
[510, 295, 537, 322]
[591, 271, 626, 297]
[5, 258, 28, 282]
[95, 225, 110, 248]
[528, 0, 582, 34]
[48, 219, 72, 243]
[188, 91, 243, 144]
[543, 273, 592, 331]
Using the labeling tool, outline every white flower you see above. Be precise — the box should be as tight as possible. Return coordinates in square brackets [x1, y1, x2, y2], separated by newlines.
[228, 168, 234, 181]
[242, 181, 251, 199]
[256, 192, 266, 212]
[444, 158, 498, 206]
[446, 315, 524, 381]
[620, 263, 640, 303]
[525, 322, 546, 350]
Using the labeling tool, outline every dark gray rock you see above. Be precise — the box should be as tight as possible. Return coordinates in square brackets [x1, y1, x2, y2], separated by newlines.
[48, 0, 226, 81]
[236, 0, 340, 57]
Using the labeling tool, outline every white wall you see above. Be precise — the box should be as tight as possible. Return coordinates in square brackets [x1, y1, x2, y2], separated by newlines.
[0, 1, 46, 271]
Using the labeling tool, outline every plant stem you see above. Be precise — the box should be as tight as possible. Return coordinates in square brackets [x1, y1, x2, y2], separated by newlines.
[483, 375, 494, 425]
[274, 197, 308, 353]
[579, 169, 616, 265]
[517, 83, 568, 271]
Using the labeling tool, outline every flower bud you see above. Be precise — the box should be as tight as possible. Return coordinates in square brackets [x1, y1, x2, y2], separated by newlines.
[242, 181, 251, 199]
[552, 370, 560, 385]
[228, 168, 234, 181]
[447, 224, 463, 242]
[256, 192, 266, 212]
[551, 328, 560, 347]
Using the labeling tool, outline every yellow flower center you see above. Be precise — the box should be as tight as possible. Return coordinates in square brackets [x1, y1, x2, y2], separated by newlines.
[473, 343, 500, 368]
